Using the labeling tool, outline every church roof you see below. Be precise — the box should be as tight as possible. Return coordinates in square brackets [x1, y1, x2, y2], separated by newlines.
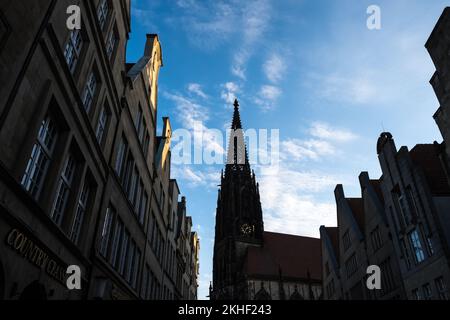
[409, 144, 450, 196]
[244, 231, 322, 282]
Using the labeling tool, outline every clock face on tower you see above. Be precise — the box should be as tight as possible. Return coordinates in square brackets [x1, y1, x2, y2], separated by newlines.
[240, 223, 255, 237]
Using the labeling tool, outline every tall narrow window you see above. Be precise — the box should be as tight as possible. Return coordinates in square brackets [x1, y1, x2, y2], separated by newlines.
[139, 118, 146, 146]
[132, 248, 141, 289]
[114, 136, 127, 176]
[64, 29, 83, 73]
[95, 105, 108, 144]
[22, 115, 58, 199]
[106, 28, 117, 60]
[123, 155, 134, 194]
[134, 107, 142, 133]
[118, 230, 130, 275]
[97, 0, 109, 30]
[82, 72, 97, 112]
[70, 181, 90, 244]
[435, 277, 448, 300]
[134, 180, 143, 214]
[409, 229, 425, 264]
[128, 167, 138, 204]
[422, 283, 433, 300]
[143, 132, 150, 158]
[51, 152, 76, 225]
[110, 219, 124, 268]
[401, 238, 412, 270]
[126, 240, 136, 284]
[100, 207, 114, 257]
[139, 191, 148, 226]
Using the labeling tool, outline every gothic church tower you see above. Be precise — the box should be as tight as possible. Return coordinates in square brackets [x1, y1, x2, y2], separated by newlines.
[211, 99, 264, 300]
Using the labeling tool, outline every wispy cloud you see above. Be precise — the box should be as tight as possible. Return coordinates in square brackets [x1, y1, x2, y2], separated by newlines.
[263, 54, 286, 83]
[171, 165, 220, 188]
[258, 165, 339, 237]
[231, 0, 272, 79]
[281, 121, 357, 161]
[254, 85, 282, 111]
[164, 92, 225, 157]
[220, 82, 240, 104]
[309, 121, 358, 142]
[309, 73, 378, 105]
[188, 83, 208, 99]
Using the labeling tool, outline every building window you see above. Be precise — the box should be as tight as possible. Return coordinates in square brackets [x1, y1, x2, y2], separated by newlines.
[380, 258, 395, 295]
[97, 0, 109, 30]
[342, 230, 351, 252]
[126, 240, 136, 284]
[345, 253, 358, 278]
[123, 155, 135, 194]
[412, 288, 422, 300]
[141, 265, 150, 299]
[409, 229, 425, 264]
[401, 239, 412, 270]
[370, 226, 383, 252]
[110, 218, 124, 268]
[422, 283, 433, 300]
[95, 105, 109, 144]
[128, 167, 139, 205]
[114, 136, 127, 177]
[420, 225, 434, 257]
[134, 179, 142, 214]
[64, 29, 83, 74]
[132, 249, 141, 289]
[99, 207, 114, 257]
[143, 132, 150, 157]
[407, 187, 419, 217]
[70, 181, 90, 244]
[435, 277, 448, 300]
[106, 27, 118, 60]
[138, 186, 147, 225]
[118, 230, 130, 275]
[51, 152, 76, 225]
[21, 115, 58, 199]
[82, 72, 97, 112]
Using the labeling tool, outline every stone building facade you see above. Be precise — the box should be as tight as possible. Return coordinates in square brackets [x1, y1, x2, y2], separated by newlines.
[0, 0, 198, 300]
[321, 135, 450, 300]
[426, 7, 450, 182]
[321, 6, 450, 301]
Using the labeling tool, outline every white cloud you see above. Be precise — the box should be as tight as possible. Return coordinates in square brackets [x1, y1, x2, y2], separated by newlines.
[282, 138, 335, 161]
[309, 122, 358, 142]
[263, 54, 286, 83]
[281, 122, 357, 161]
[220, 82, 240, 104]
[164, 92, 225, 157]
[172, 165, 220, 189]
[231, 0, 272, 79]
[188, 83, 208, 99]
[312, 73, 378, 105]
[254, 85, 282, 110]
[260, 85, 281, 100]
[258, 165, 338, 237]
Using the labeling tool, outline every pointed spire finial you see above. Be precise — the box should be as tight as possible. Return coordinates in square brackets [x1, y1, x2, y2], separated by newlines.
[234, 98, 239, 109]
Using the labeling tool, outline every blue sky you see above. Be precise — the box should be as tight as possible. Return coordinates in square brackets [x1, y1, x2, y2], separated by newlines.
[127, 0, 448, 299]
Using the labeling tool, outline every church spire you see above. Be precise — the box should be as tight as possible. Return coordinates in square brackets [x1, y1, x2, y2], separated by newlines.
[231, 99, 242, 130]
[226, 98, 249, 170]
